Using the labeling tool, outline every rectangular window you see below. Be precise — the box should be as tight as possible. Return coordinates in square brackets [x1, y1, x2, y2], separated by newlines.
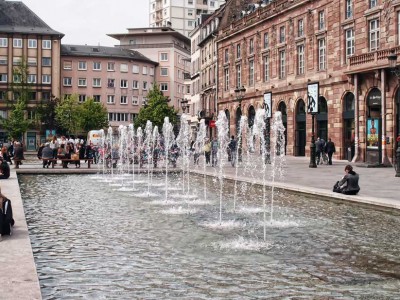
[28, 39, 37, 48]
[318, 11, 325, 30]
[13, 38, 22, 48]
[63, 60, 72, 70]
[13, 57, 22, 65]
[0, 56, 6, 65]
[107, 95, 115, 104]
[120, 79, 128, 88]
[27, 57, 37, 66]
[132, 96, 139, 105]
[150, 67, 155, 76]
[63, 77, 72, 86]
[120, 96, 127, 104]
[160, 53, 168, 61]
[78, 78, 87, 87]
[93, 78, 101, 87]
[78, 61, 87, 70]
[224, 49, 229, 62]
[93, 95, 101, 102]
[42, 75, 51, 84]
[369, 19, 380, 51]
[160, 83, 168, 91]
[0, 74, 7, 83]
[13, 74, 21, 83]
[79, 95, 86, 102]
[132, 65, 139, 73]
[248, 60, 254, 86]
[132, 80, 139, 89]
[236, 64, 241, 87]
[143, 81, 148, 90]
[107, 62, 115, 71]
[249, 39, 254, 54]
[298, 19, 304, 37]
[345, 28, 355, 60]
[143, 66, 147, 75]
[318, 38, 326, 70]
[297, 44, 305, 75]
[42, 57, 51, 66]
[120, 63, 128, 73]
[264, 32, 269, 48]
[346, 0, 353, 19]
[160, 68, 168, 76]
[0, 38, 7, 47]
[264, 55, 270, 82]
[236, 44, 241, 59]
[93, 62, 101, 70]
[42, 40, 51, 49]
[224, 68, 229, 91]
[370, 0, 377, 8]
[107, 79, 115, 88]
[279, 26, 285, 43]
[279, 50, 286, 79]
[27, 74, 37, 84]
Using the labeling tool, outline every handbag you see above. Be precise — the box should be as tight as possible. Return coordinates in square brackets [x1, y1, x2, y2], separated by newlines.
[71, 153, 79, 160]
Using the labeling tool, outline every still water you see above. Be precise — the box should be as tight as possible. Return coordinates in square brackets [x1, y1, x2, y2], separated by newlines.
[20, 174, 400, 299]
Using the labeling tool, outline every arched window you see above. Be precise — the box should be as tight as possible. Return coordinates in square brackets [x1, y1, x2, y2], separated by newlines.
[295, 99, 306, 156]
[225, 109, 230, 135]
[235, 107, 242, 136]
[248, 105, 256, 128]
[343, 92, 355, 160]
[278, 101, 287, 154]
[317, 97, 328, 141]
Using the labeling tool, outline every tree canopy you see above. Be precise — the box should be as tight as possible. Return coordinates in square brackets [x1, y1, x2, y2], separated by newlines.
[78, 98, 109, 132]
[134, 84, 178, 130]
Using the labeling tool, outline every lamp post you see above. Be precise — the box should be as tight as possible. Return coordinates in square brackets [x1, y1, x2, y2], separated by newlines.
[388, 50, 400, 177]
[307, 83, 319, 168]
[234, 86, 246, 162]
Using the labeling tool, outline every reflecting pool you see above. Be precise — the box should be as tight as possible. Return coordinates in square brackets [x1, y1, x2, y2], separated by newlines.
[20, 174, 400, 299]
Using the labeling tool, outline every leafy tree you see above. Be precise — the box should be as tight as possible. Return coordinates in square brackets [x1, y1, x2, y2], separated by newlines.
[134, 84, 178, 129]
[36, 96, 60, 133]
[0, 100, 31, 140]
[78, 98, 109, 132]
[55, 94, 81, 135]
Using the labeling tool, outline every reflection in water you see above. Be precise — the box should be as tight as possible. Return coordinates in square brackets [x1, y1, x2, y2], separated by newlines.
[20, 174, 400, 299]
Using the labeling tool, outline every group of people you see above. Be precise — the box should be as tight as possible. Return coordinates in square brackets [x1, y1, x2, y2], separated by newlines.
[315, 137, 336, 165]
[37, 136, 94, 168]
[0, 141, 24, 179]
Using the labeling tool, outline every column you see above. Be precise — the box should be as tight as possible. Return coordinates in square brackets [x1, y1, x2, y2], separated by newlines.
[352, 74, 360, 163]
[381, 69, 390, 165]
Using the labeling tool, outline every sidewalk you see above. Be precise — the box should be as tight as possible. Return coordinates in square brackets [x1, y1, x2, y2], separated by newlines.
[191, 155, 400, 210]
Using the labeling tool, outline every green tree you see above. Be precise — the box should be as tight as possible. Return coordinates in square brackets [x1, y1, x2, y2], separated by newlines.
[0, 58, 32, 140]
[134, 84, 178, 129]
[0, 100, 31, 140]
[55, 94, 81, 135]
[36, 96, 60, 133]
[78, 98, 109, 132]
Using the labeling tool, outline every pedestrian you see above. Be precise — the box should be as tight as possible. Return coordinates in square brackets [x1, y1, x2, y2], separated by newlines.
[203, 139, 211, 165]
[333, 164, 360, 195]
[13, 142, 24, 168]
[41, 142, 53, 168]
[0, 187, 14, 236]
[228, 135, 237, 166]
[325, 138, 336, 165]
[0, 157, 10, 179]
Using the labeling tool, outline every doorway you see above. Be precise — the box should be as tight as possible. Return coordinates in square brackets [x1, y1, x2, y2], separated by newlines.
[295, 99, 306, 156]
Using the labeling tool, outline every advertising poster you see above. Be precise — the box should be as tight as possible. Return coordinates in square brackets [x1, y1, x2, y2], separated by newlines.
[367, 118, 379, 149]
[46, 129, 56, 139]
[307, 83, 319, 113]
[263, 92, 272, 119]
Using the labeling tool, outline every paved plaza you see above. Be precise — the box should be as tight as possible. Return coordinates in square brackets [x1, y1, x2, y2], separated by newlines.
[0, 153, 399, 299]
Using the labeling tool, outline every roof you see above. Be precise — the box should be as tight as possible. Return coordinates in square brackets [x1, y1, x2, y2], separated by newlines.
[0, 1, 63, 37]
[60, 44, 158, 65]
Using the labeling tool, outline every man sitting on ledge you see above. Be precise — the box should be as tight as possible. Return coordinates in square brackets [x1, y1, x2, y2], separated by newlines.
[0, 157, 10, 179]
[42, 143, 53, 168]
[333, 165, 360, 195]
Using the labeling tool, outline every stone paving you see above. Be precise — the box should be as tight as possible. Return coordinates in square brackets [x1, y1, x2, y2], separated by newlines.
[0, 153, 399, 299]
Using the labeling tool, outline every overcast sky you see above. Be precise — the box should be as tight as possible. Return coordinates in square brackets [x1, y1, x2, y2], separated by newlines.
[22, 0, 149, 46]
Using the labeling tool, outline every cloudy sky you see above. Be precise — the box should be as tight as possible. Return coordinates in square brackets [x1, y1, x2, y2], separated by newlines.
[22, 0, 149, 46]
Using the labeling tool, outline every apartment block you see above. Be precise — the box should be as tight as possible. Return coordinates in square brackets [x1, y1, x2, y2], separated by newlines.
[0, 0, 63, 148]
[149, 0, 225, 37]
[60, 45, 158, 128]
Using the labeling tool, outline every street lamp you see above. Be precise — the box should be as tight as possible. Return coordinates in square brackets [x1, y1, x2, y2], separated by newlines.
[388, 50, 400, 177]
[235, 86, 246, 161]
[307, 83, 319, 168]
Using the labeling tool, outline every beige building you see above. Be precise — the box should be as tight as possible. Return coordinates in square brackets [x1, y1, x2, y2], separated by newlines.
[108, 27, 191, 114]
[149, 0, 225, 37]
[0, 0, 63, 149]
[60, 45, 158, 128]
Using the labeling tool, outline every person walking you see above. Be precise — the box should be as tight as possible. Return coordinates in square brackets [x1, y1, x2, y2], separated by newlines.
[13, 142, 24, 168]
[325, 138, 336, 165]
[228, 135, 238, 167]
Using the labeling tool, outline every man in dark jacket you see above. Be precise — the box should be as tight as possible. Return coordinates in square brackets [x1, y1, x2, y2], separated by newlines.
[42, 143, 54, 168]
[325, 138, 335, 165]
[0, 188, 14, 235]
[0, 158, 10, 179]
[13, 142, 24, 168]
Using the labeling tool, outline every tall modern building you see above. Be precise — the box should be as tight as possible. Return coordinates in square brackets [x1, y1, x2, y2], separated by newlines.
[149, 0, 225, 37]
